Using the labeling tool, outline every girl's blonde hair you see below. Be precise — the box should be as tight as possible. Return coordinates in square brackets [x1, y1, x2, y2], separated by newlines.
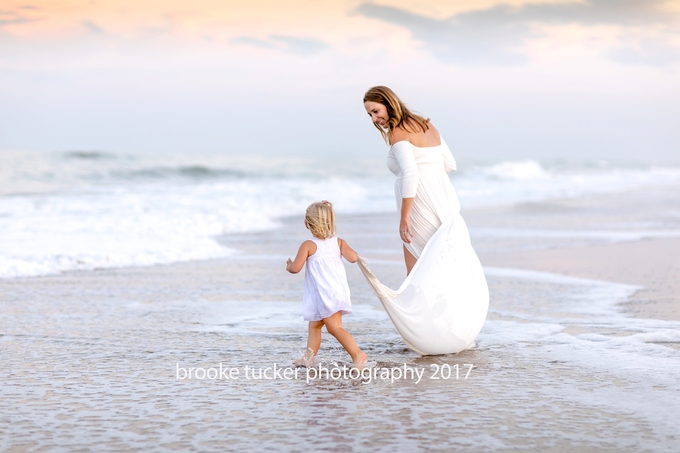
[305, 201, 336, 239]
[363, 86, 430, 145]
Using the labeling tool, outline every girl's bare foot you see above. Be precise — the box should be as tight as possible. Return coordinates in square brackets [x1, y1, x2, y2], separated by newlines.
[293, 349, 315, 367]
[293, 356, 312, 367]
[352, 351, 367, 369]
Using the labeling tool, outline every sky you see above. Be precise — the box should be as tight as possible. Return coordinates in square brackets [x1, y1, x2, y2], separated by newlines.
[1, 0, 679, 164]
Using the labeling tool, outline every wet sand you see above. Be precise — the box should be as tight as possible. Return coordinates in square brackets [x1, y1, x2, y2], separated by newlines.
[478, 237, 680, 322]
[464, 186, 680, 323]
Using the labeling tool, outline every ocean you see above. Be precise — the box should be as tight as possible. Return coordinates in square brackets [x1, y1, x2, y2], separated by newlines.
[2, 148, 679, 278]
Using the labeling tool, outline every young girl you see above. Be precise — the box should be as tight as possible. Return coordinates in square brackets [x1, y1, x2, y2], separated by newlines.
[286, 201, 367, 367]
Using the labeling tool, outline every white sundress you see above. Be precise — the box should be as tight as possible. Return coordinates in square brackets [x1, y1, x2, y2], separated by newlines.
[302, 237, 352, 322]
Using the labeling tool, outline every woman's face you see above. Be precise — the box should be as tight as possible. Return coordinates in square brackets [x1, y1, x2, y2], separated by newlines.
[364, 101, 389, 128]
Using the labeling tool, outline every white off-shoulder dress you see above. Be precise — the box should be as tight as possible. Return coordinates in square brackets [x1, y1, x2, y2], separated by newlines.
[356, 135, 489, 355]
[302, 237, 352, 322]
[387, 137, 459, 258]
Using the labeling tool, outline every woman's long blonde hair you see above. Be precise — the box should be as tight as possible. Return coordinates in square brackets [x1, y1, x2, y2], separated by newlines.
[363, 86, 430, 144]
[305, 201, 336, 239]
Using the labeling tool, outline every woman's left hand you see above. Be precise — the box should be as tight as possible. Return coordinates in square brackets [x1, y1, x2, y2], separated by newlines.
[399, 217, 413, 244]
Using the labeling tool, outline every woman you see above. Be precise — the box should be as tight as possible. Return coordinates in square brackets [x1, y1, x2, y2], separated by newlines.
[363, 86, 460, 274]
[359, 86, 488, 355]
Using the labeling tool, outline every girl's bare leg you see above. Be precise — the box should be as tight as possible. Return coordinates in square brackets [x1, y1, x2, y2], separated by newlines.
[294, 320, 323, 366]
[323, 312, 367, 366]
[403, 245, 417, 275]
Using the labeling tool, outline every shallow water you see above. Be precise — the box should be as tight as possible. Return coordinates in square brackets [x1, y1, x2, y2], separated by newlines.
[2, 197, 680, 451]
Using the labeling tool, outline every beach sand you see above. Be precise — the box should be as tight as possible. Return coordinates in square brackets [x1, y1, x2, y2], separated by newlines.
[2, 188, 679, 452]
[464, 186, 680, 323]
[478, 238, 680, 322]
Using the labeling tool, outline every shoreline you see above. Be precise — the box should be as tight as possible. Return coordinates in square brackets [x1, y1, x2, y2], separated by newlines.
[7, 239, 674, 322]
[3, 236, 678, 327]
[3, 191, 679, 452]
[477, 238, 680, 322]
[3, 188, 679, 324]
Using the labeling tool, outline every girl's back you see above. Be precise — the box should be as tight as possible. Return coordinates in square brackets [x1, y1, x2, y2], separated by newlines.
[286, 200, 365, 367]
[303, 237, 351, 322]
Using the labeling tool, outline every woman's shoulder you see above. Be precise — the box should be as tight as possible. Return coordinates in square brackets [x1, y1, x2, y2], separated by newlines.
[390, 126, 410, 145]
[390, 122, 440, 147]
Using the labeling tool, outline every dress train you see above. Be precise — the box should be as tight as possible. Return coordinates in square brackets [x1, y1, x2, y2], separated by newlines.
[357, 213, 489, 355]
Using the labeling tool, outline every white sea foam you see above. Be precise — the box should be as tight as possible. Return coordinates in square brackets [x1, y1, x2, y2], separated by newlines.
[478, 266, 680, 379]
[457, 160, 680, 208]
[2, 150, 680, 278]
[477, 320, 566, 345]
[479, 159, 550, 180]
[0, 178, 391, 278]
[474, 266, 680, 444]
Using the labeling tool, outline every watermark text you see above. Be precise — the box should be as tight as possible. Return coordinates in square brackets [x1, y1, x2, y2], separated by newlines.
[175, 362, 474, 384]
